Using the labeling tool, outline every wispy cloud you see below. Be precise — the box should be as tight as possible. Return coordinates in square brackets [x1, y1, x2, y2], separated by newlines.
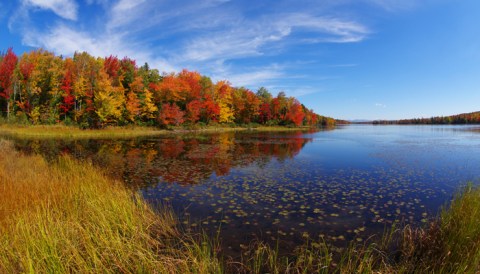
[179, 13, 369, 63]
[8, 0, 371, 95]
[375, 103, 387, 108]
[22, 23, 178, 72]
[283, 14, 369, 43]
[365, 0, 418, 11]
[107, 0, 148, 30]
[215, 65, 285, 88]
[23, 0, 78, 20]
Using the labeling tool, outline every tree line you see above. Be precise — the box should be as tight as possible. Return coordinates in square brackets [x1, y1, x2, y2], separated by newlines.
[0, 48, 336, 128]
[372, 111, 480, 125]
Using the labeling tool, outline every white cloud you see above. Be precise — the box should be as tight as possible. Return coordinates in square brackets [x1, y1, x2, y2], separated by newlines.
[24, 24, 101, 55]
[365, 0, 418, 11]
[113, 0, 145, 11]
[107, 0, 148, 29]
[280, 13, 369, 43]
[9, 0, 371, 101]
[285, 87, 321, 98]
[23, 0, 78, 20]
[218, 66, 285, 88]
[375, 103, 387, 108]
[180, 31, 271, 62]
[179, 13, 368, 63]
[105, 0, 235, 34]
[23, 24, 178, 72]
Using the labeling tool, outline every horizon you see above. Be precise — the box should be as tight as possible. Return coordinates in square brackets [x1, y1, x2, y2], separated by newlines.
[349, 110, 480, 122]
[1, 0, 479, 120]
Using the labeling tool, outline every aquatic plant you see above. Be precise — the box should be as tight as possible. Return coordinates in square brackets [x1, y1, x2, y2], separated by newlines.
[235, 185, 480, 273]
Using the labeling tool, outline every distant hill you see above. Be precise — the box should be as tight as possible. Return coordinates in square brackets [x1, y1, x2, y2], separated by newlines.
[372, 111, 480, 125]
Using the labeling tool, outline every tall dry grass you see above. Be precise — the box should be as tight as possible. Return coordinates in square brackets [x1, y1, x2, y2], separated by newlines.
[0, 139, 222, 273]
[393, 182, 480, 273]
[0, 124, 169, 139]
[0, 124, 315, 140]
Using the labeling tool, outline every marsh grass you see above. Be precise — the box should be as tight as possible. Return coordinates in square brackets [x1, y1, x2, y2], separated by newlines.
[393, 182, 480, 273]
[0, 124, 316, 139]
[0, 124, 169, 139]
[0, 140, 222, 273]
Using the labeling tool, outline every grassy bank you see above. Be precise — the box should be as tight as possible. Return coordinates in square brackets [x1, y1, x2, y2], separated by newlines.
[0, 140, 221, 273]
[0, 124, 317, 139]
[0, 124, 170, 139]
[1, 138, 479, 273]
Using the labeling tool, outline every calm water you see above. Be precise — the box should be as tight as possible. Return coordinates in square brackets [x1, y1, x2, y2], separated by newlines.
[6, 125, 480, 256]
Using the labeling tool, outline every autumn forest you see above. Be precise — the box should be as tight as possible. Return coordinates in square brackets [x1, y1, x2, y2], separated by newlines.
[0, 48, 335, 128]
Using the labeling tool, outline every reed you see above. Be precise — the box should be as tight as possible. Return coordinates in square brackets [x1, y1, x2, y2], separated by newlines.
[0, 140, 222, 273]
[0, 124, 316, 139]
[0, 124, 169, 139]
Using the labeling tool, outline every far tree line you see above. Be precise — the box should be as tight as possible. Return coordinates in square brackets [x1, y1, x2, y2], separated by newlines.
[372, 111, 480, 125]
[0, 48, 337, 128]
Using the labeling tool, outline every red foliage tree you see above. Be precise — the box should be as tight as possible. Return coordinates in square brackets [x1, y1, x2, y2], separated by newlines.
[186, 99, 202, 123]
[0, 48, 18, 99]
[104, 55, 121, 81]
[202, 95, 220, 123]
[158, 103, 185, 126]
[59, 69, 75, 118]
[286, 101, 305, 126]
[271, 98, 281, 120]
[19, 60, 34, 83]
[259, 102, 272, 124]
[159, 74, 189, 103]
[178, 69, 202, 100]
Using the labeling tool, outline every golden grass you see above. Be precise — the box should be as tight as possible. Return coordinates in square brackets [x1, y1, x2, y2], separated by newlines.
[0, 124, 317, 139]
[0, 140, 222, 273]
[393, 183, 480, 273]
[0, 124, 170, 139]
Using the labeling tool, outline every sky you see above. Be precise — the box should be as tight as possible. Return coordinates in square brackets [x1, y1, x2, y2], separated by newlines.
[0, 0, 479, 120]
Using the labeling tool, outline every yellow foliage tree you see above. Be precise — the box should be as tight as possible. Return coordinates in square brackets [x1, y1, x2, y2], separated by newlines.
[94, 70, 124, 125]
[215, 81, 234, 123]
[142, 88, 158, 120]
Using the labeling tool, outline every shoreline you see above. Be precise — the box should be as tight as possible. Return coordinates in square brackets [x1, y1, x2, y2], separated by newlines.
[0, 124, 320, 139]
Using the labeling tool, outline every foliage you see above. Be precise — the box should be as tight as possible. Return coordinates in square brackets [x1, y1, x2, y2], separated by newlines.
[158, 103, 185, 126]
[0, 48, 330, 128]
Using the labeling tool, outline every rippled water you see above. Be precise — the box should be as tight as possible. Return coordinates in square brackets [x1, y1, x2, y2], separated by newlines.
[6, 125, 480, 256]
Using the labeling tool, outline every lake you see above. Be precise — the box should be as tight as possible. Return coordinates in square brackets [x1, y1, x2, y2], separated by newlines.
[5, 125, 480, 257]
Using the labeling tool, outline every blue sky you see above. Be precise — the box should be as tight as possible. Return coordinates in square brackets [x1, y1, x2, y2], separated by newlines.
[1, 0, 479, 120]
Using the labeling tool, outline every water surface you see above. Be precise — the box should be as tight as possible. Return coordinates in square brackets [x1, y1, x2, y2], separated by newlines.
[6, 125, 480, 256]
